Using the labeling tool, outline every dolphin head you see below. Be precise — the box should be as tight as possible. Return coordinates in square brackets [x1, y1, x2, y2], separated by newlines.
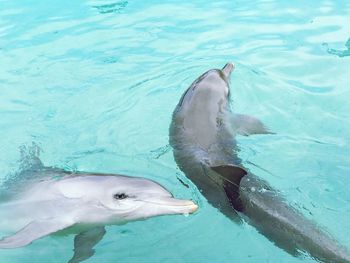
[56, 175, 198, 224]
[172, 62, 235, 149]
[176, 62, 234, 114]
[99, 176, 198, 221]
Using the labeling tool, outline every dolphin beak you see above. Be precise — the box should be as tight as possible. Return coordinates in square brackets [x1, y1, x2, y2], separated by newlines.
[222, 62, 235, 79]
[143, 197, 198, 215]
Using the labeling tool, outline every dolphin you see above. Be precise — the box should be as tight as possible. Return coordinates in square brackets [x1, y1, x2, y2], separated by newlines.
[0, 164, 197, 263]
[169, 62, 350, 263]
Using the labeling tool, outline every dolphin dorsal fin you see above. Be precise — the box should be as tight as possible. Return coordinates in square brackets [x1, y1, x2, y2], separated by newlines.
[210, 165, 247, 212]
[210, 165, 247, 187]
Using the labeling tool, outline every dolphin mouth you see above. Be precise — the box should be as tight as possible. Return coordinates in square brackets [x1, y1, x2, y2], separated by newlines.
[143, 197, 198, 214]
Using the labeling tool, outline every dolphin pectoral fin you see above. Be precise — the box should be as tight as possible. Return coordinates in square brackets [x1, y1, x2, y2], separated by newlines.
[68, 227, 106, 263]
[0, 219, 74, 249]
[211, 165, 247, 212]
[230, 114, 273, 136]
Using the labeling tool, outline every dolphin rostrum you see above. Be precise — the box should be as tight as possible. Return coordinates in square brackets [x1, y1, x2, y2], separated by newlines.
[169, 62, 350, 263]
[0, 161, 197, 263]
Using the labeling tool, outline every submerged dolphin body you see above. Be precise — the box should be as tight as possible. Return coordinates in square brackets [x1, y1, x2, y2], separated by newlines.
[0, 165, 197, 263]
[169, 63, 350, 263]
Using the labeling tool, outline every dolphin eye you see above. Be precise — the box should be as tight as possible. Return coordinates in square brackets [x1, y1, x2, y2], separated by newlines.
[113, 193, 128, 200]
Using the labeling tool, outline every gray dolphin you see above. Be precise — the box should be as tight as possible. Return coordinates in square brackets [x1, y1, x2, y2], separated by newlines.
[169, 62, 350, 263]
[0, 163, 197, 263]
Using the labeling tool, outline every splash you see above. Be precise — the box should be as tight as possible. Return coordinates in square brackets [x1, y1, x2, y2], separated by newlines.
[1, 143, 44, 199]
[18, 142, 43, 172]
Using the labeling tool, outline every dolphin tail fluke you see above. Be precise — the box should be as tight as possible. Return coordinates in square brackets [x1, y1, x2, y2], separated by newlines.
[0, 219, 74, 249]
[211, 165, 247, 212]
[68, 227, 106, 263]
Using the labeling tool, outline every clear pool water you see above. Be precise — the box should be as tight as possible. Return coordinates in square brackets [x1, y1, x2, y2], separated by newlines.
[1, 0, 350, 262]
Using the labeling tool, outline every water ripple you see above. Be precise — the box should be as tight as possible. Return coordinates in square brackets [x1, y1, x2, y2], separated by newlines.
[91, 1, 128, 14]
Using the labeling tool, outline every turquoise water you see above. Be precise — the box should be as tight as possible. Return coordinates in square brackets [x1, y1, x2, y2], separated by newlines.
[1, 0, 350, 262]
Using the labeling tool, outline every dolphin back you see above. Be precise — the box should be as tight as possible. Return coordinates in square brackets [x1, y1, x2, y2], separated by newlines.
[238, 173, 350, 263]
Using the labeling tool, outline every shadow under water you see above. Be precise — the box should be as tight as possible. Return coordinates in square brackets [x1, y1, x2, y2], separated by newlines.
[324, 38, 350, 57]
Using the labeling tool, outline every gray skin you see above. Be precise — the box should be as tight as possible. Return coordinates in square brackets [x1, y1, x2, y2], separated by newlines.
[0, 165, 197, 263]
[169, 62, 350, 263]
